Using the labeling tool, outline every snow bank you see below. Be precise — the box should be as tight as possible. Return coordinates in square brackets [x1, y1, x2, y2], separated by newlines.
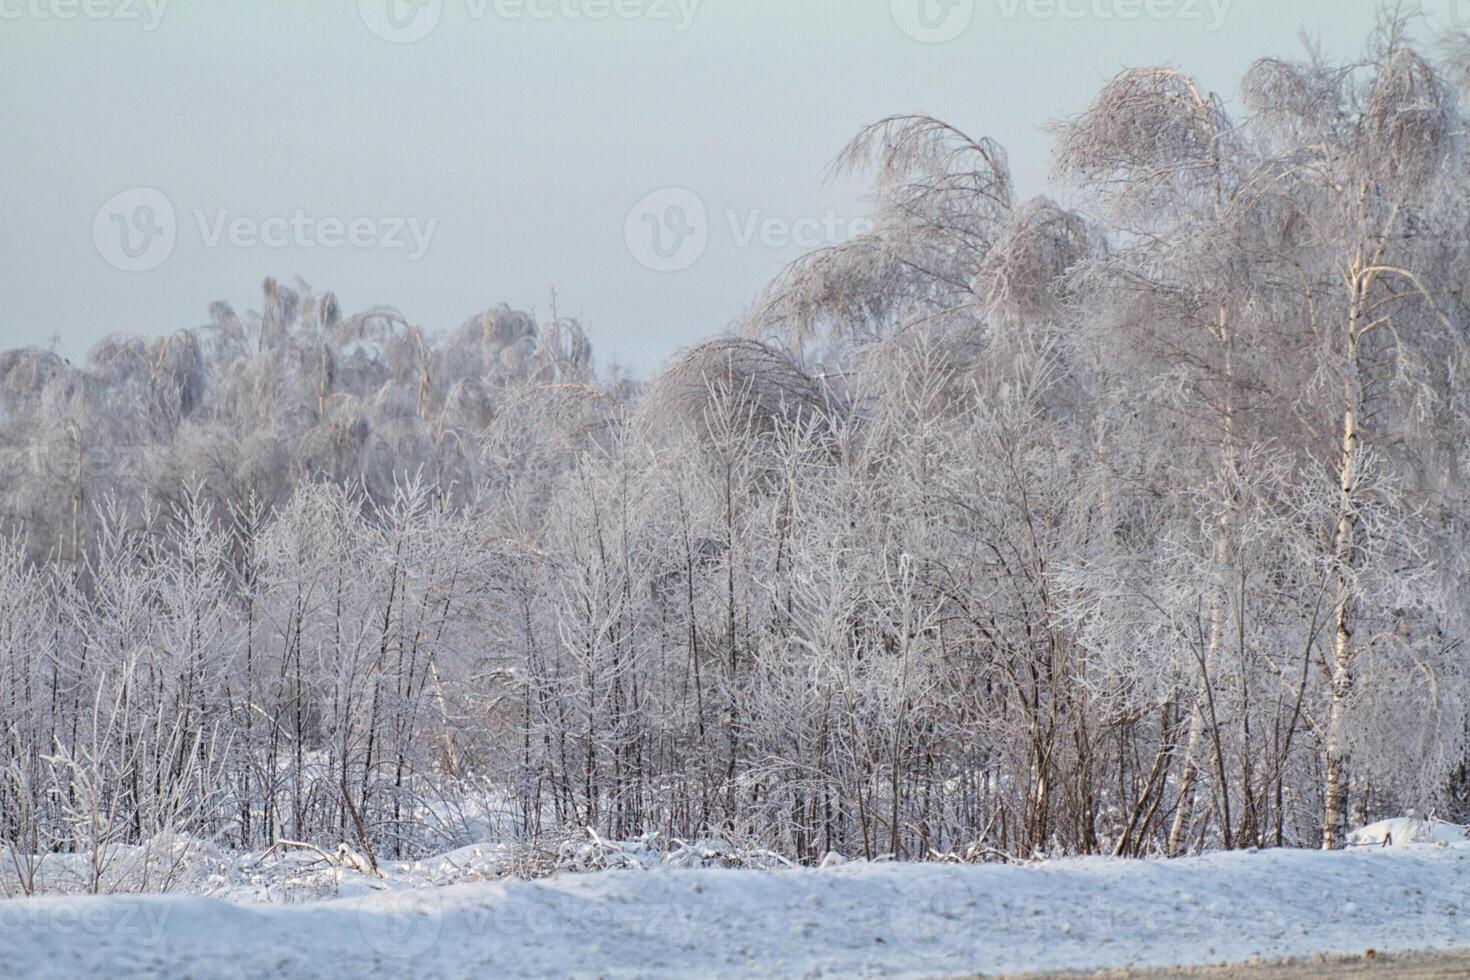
[1347, 816, 1470, 847]
[5, 843, 1470, 978]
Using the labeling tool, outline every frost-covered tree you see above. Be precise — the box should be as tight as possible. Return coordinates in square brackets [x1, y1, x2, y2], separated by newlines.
[5, 22, 1470, 886]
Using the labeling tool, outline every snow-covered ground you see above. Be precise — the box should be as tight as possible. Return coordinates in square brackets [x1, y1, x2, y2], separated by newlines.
[1347, 816, 1470, 847]
[5, 838, 1470, 978]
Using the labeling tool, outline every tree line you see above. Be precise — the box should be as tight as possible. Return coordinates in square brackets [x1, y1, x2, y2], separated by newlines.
[4, 17, 1470, 878]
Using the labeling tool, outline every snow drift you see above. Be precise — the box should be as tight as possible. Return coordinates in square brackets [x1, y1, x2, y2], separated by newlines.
[5, 841, 1470, 978]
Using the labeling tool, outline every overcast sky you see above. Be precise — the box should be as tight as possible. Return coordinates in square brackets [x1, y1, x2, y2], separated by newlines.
[1, 0, 1459, 374]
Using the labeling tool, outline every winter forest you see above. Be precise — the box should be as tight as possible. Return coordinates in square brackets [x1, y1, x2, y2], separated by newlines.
[7, 16, 1470, 892]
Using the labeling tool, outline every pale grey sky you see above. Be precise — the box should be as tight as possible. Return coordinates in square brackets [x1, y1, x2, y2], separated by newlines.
[0, 0, 1456, 373]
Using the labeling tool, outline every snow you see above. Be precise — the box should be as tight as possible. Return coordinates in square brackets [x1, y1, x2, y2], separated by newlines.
[1346, 816, 1470, 847]
[6, 840, 1470, 978]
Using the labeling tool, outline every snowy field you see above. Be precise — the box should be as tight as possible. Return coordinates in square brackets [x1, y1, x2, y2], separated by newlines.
[5, 828, 1470, 978]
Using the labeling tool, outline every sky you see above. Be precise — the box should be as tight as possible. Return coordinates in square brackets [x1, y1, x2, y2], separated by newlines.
[1, 0, 1460, 375]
